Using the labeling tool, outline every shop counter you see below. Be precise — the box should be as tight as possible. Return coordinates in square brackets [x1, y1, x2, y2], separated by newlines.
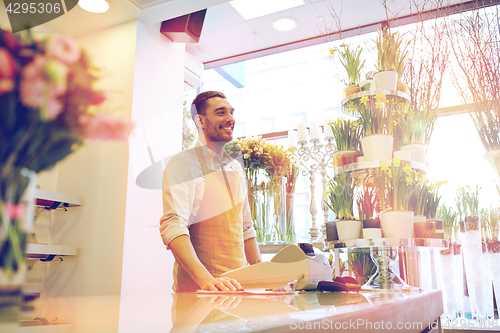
[171, 290, 443, 332]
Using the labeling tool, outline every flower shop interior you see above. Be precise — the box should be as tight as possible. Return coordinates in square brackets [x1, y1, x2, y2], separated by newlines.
[1, 0, 500, 332]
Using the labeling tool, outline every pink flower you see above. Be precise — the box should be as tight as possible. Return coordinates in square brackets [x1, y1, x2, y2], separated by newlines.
[0, 47, 16, 95]
[46, 35, 81, 65]
[19, 55, 66, 120]
[79, 114, 133, 141]
[90, 91, 107, 105]
[3, 203, 25, 220]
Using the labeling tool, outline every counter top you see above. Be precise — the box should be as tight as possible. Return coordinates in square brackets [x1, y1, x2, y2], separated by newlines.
[171, 290, 443, 333]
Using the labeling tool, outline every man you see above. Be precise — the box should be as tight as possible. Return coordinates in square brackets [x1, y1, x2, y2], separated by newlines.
[160, 91, 262, 292]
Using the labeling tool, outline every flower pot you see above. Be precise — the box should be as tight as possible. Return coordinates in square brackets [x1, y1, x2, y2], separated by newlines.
[393, 149, 411, 162]
[484, 149, 500, 183]
[360, 134, 393, 162]
[325, 221, 338, 242]
[362, 228, 382, 239]
[396, 81, 408, 93]
[343, 85, 361, 98]
[336, 220, 362, 241]
[373, 70, 398, 90]
[414, 221, 436, 238]
[399, 143, 427, 164]
[360, 79, 376, 91]
[362, 218, 381, 229]
[332, 150, 359, 168]
[379, 210, 414, 238]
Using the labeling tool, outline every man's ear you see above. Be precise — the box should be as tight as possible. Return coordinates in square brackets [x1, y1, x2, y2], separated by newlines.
[194, 114, 203, 128]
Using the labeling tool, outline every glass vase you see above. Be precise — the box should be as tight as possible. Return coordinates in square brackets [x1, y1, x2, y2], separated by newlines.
[438, 243, 456, 318]
[461, 216, 494, 319]
[452, 242, 465, 318]
[268, 176, 286, 244]
[0, 168, 37, 332]
[247, 174, 271, 245]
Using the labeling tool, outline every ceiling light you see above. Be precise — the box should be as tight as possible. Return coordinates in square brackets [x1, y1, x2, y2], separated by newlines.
[230, 0, 304, 20]
[79, 0, 110, 13]
[273, 18, 297, 31]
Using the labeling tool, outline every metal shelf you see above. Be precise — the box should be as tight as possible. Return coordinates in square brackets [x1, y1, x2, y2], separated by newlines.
[341, 89, 410, 107]
[34, 189, 81, 208]
[324, 238, 448, 250]
[332, 160, 426, 176]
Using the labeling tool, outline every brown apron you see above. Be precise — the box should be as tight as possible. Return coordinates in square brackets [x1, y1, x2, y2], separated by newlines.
[173, 148, 247, 292]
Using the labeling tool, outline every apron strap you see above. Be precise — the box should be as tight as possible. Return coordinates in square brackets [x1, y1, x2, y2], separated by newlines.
[195, 146, 236, 210]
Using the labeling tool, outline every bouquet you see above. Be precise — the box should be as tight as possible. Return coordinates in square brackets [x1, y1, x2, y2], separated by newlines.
[0, 29, 132, 276]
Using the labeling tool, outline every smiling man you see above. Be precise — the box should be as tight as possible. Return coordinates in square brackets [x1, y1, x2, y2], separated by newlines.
[160, 91, 262, 292]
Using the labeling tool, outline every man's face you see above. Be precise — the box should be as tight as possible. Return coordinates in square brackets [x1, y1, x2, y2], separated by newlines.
[199, 97, 235, 144]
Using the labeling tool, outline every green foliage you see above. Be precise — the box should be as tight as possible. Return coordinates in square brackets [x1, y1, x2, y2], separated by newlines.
[437, 205, 458, 241]
[325, 171, 356, 220]
[375, 26, 410, 78]
[347, 248, 377, 283]
[328, 118, 362, 151]
[456, 185, 480, 218]
[329, 44, 366, 85]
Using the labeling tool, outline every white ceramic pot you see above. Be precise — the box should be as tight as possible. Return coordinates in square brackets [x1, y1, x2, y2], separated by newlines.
[373, 70, 398, 91]
[360, 79, 376, 90]
[361, 134, 393, 162]
[393, 149, 411, 162]
[399, 143, 427, 164]
[414, 215, 426, 223]
[336, 220, 362, 241]
[362, 228, 382, 239]
[379, 211, 414, 238]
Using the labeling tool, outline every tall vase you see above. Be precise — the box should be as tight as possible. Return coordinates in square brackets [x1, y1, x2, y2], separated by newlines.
[247, 170, 271, 244]
[461, 216, 494, 319]
[484, 149, 500, 182]
[285, 192, 295, 244]
[439, 243, 456, 318]
[452, 242, 465, 318]
[0, 168, 37, 332]
[269, 176, 287, 244]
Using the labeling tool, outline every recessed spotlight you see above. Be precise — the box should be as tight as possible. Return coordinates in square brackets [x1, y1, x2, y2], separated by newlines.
[273, 18, 298, 32]
[230, 0, 304, 20]
[79, 0, 110, 13]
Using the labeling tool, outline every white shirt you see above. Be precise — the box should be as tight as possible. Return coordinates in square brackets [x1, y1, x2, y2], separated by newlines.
[160, 141, 256, 249]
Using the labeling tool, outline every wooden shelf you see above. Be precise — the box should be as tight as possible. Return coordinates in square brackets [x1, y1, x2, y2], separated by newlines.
[26, 244, 78, 258]
[34, 189, 81, 208]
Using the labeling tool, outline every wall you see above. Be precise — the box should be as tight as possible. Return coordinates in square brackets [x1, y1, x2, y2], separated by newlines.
[118, 20, 185, 333]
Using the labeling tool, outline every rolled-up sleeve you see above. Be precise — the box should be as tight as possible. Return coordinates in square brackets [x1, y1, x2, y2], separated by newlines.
[160, 156, 198, 249]
[234, 160, 257, 241]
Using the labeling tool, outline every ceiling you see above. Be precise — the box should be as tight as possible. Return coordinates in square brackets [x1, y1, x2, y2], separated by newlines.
[0, 0, 480, 69]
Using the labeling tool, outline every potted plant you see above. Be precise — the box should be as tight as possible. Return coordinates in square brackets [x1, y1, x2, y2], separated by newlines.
[329, 44, 365, 98]
[374, 27, 410, 91]
[357, 93, 395, 161]
[347, 248, 377, 285]
[481, 207, 500, 313]
[456, 185, 494, 318]
[375, 158, 417, 238]
[328, 118, 362, 168]
[437, 205, 462, 318]
[357, 186, 382, 239]
[394, 102, 438, 164]
[411, 179, 445, 238]
[325, 171, 361, 241]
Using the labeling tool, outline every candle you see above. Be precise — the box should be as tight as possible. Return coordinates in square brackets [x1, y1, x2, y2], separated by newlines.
[324, 121, 334, 139]
[297, 122, 307, 142]
[310, 120, 320, 141]
[288, 130, 298, 147]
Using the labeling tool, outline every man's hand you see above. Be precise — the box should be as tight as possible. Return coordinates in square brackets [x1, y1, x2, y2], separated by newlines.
[199, 277, 244, 291]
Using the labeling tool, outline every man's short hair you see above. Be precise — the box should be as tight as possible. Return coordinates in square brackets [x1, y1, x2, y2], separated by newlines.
[190, 91, 226, 122]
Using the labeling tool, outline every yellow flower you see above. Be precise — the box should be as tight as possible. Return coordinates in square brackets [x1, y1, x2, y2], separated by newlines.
[360, 95, 369, 105]
[375, 100, 384, 110]
[381, 161, 390, 172]
[402, 164, 413, 175]
[405, 176, 414, 185]
[375, 93, 387, 103]
[393, 158, 401, 167]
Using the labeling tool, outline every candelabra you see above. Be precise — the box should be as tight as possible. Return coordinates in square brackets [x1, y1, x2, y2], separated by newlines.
[292, 127, 337, 242]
